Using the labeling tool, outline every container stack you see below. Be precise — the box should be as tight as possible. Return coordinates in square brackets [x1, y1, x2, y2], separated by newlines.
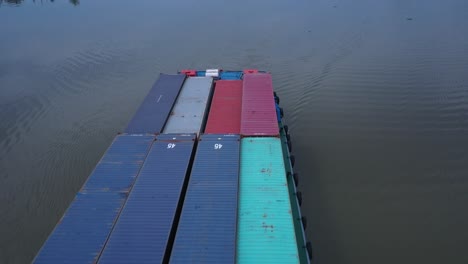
[237, 73, 299, 263]
[34, 70, 310, 264]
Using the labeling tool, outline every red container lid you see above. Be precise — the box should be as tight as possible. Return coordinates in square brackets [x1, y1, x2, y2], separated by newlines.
[180, 69, 197, 76]
[205, 80, 242, 134]
[241, 73, 279, 136]
[243, 69, 259, 74]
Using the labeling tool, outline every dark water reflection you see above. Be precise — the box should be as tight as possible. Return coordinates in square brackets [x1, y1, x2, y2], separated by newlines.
[1, 1, 468, 263]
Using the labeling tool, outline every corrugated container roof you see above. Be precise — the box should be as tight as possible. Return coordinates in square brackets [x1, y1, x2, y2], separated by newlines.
[98, 134, 196, 264]
[163, 77, 213, 135]
[237, 137, 299, 263]
[34, 135, 155, 264]
[125, 74, 186, 134]
[170, 134, 240, 263]
[220, 71, 243, 80]
[241, 73, 279, 136]
[205, 80, 242, 134]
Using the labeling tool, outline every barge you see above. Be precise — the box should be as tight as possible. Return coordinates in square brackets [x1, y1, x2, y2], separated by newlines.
[34, 69, 312, 263]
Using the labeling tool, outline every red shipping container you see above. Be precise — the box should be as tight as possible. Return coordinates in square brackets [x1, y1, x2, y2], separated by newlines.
[205, 80, 242, 134]
[241, 73, 279, 136]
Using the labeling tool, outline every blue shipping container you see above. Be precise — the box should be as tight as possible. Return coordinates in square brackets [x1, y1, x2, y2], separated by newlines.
[220, 71, 243, 80]
[125, 74, 186, 134]
[34, 135, 155, 264]
[170, 134, 240, 263]
[98, 134, 196, 264]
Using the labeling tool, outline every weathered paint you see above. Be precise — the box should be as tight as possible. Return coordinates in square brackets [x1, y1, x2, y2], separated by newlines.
[34, 135, 155, 264]
[170, 134, 240, 263]
[205, 80, 242, 134]
[240, 73, 279, 136]
[163, 77, 214, 135]
[237, 137, 299, 264]
[125, 74, 186, 134]
[98, 134, 196, 264]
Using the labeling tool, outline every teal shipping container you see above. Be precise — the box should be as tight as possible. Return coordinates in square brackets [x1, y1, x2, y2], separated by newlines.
[237, 137, 299, 264]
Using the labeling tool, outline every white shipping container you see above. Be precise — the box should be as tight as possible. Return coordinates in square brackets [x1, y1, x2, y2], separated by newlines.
[163, 77, 213, 134]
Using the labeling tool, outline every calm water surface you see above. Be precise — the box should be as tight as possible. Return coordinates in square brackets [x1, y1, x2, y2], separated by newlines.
[1, 0, 468, 263]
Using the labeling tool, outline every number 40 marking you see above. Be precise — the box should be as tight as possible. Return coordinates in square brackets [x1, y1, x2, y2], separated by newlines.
[214, 144, 223, 150]
[167, 143, 176, 149]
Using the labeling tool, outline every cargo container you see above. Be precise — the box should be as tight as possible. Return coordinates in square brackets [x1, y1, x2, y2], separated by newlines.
[98, 134, 196, 264]
[220, 71, 243, 80]
[125, 74, 186, 134]
[34, 135, 155, 264]
[170, 134, 240, 263]
[34, 69, 311, 264]
[163, 77, 213, 134]
[241, 73, 279, 136]
[237, 137, 299, 263]
[205, 80, 242, 134]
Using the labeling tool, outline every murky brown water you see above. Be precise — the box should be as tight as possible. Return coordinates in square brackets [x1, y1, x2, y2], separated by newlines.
[1, 0, 468, 263]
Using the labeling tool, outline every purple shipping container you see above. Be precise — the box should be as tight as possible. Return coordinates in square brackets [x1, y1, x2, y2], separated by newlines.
[241, 73, 279, 136]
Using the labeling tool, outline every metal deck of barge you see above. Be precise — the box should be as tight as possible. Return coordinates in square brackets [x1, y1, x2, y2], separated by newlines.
[34, 69, 312, 264]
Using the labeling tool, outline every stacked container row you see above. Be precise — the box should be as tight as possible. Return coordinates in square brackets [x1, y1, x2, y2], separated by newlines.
[99, 76, 214, 262]
[35, 71, 302, 264]
[171, 73, 299, 263]
[34, 135, 155, 264]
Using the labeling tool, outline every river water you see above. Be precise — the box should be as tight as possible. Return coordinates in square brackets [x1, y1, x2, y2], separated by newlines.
[1, 0, 468, 263]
